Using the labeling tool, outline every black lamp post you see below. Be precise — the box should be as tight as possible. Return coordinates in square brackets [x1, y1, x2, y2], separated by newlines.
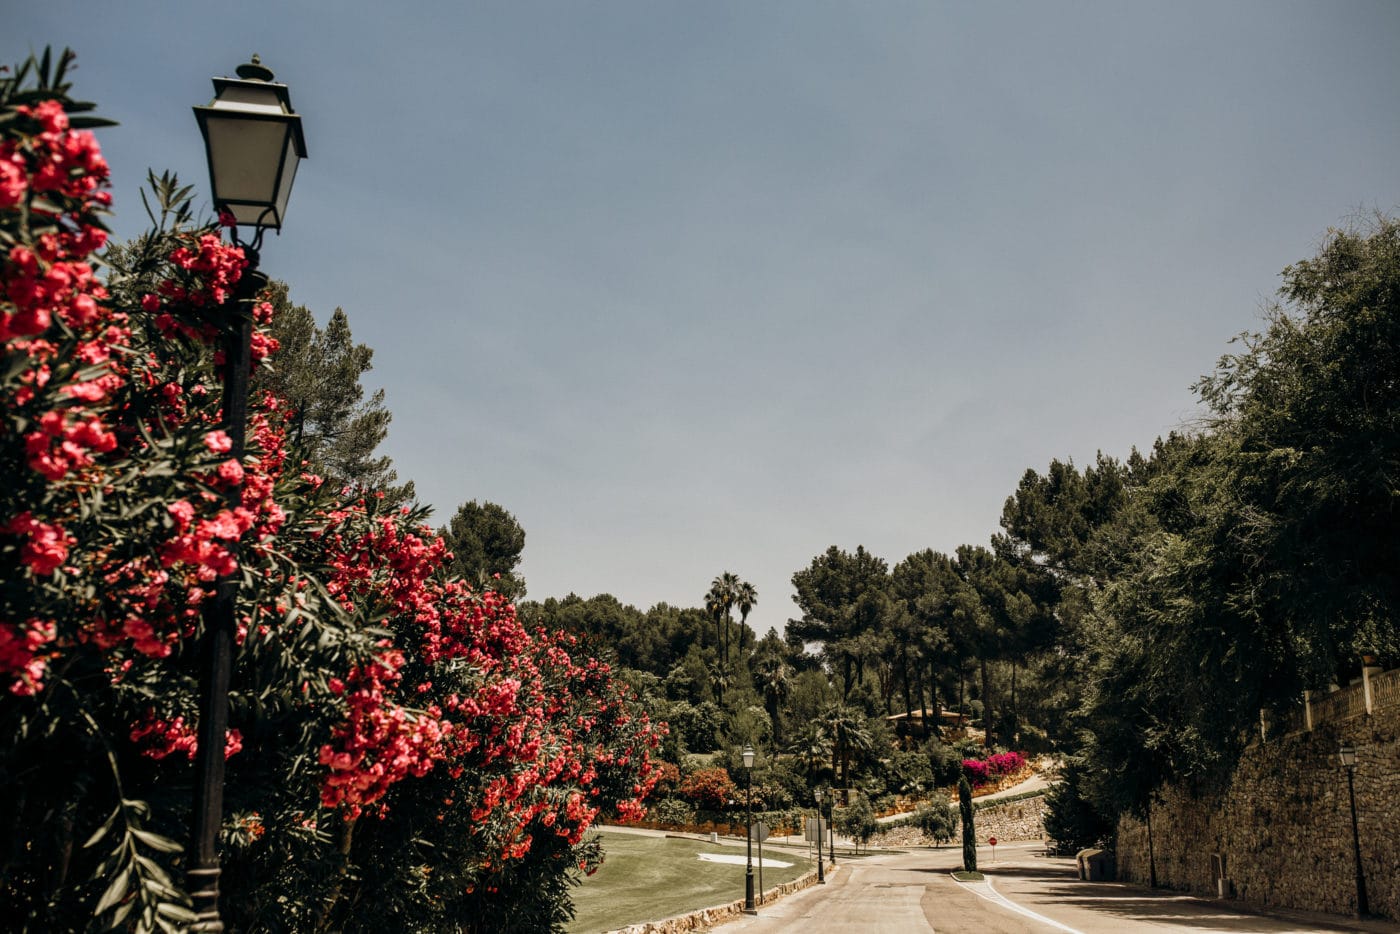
[827, 793, 836, 865]
[1338, 743, 1369, 918]
[186, 55, 306, 932]
[813, 787, 825, 883]
[742, 744, 757, 914]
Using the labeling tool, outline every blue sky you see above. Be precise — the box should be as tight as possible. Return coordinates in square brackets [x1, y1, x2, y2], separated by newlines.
[9, 2, 1400, 638]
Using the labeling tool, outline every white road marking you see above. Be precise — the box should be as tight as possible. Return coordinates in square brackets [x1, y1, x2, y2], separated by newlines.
[698, 853, 794, 868]
[949, 873, 1085, 934]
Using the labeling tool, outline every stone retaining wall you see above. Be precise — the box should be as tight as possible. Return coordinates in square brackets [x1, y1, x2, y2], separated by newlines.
[871, 793, 1049, 848]
[612, 865, 830, 934]
[1116, 671, 1399, 921]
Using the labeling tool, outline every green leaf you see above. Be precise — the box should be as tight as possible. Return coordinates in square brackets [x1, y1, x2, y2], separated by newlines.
[68, 115, 119, 129]
[132, 828, 184, 853]
[156, 901, 197, 920]
[109, 898, 137, 929]
[83, 805, 120, 849]
[94, 864, 133, 916]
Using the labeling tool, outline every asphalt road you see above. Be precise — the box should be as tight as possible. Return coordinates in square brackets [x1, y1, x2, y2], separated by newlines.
[714, 841, 1399, 934]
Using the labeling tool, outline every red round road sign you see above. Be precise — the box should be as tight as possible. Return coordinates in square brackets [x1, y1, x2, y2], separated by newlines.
[988, 836, 998, 846]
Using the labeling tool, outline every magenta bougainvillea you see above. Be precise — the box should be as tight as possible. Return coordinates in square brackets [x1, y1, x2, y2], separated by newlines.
[961, 750, 1028, 788]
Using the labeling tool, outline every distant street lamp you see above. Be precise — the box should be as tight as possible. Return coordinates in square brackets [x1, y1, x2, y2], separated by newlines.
[1338, 743, 1369, 918]
[187, 55, 306, 932]
[813, 787, 825, 883]
[827, 791, 836, 865]
[742, 744, 757, 914]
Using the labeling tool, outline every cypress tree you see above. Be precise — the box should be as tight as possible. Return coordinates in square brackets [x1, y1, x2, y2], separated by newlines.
[959, 774, 977, 872]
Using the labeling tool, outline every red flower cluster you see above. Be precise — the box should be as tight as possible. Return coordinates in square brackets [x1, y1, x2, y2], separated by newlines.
[130, 711, 243, 761]
[0, 618, 56, 696]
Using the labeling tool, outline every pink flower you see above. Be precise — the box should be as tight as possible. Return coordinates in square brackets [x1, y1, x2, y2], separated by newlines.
[204, 430, 233, 454]
[0, 160, 25, 208]
[4, 512, 74, 575]
[168, 500, 195, 530]
[217, 458, 245, 486]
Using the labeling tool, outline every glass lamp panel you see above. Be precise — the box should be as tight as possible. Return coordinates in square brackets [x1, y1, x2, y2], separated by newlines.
[204, 115, 291, 217]
[271, 132, 301, 225]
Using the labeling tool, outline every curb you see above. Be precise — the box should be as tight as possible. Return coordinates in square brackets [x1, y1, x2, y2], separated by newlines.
[609, 862, 837, 933]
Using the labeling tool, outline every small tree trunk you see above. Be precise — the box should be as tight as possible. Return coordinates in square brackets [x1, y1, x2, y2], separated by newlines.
[900, 645, 913, 721]
[315, 814, 358, 933]
[1010, 660, 1018, 743]
[1146, 798, 1158, 888]
[958, 668, 965, 731]
[980, 657, 993, 748]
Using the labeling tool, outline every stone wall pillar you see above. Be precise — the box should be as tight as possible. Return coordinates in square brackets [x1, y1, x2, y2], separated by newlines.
[1363, 665, 1381, 715]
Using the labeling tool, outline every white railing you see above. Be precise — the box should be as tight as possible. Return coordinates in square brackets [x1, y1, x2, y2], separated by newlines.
[1284, 665, 1398, 738]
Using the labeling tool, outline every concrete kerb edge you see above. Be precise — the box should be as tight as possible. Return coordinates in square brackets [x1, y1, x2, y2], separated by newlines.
[610, 862, 838, 934]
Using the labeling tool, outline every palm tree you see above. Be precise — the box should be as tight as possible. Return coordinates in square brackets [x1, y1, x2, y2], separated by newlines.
[705, 585, 726, 665]
[753, 654, 791, 744]
[785, 721, 832, 783]
[735, 580, 757, 653]
[707, 572, 742, 665]
[820, 704, 875, 796]
[707, 660, 731, 707]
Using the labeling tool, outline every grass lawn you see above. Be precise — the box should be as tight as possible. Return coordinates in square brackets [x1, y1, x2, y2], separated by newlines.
[566, 830, 814, 934]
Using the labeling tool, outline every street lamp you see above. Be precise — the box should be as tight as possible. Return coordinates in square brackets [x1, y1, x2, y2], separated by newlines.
[742, 744, 757, 914]
[186, 55, 306, 932]
[813, 788, 825, 883]
[194, 55, 307, 231]
[1338, 743, 1369, 917]
[827, 791, 836, 865]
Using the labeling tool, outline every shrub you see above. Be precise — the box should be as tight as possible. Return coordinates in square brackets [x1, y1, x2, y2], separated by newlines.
[650, 797, 695, 826]
[987, 750, 1027, 776]
[1043, 761, 1114, 851]
[961, 758, 992, 787]
[677, 767, 737, 812]
[833, 795, 878, 851]
[650, 760, 682, 796]
[961, 750, 1028, 787]
[913, 799, 959, 844]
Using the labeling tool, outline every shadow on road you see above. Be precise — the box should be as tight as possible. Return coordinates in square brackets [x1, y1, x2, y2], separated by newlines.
[988, 868, 1365, 933]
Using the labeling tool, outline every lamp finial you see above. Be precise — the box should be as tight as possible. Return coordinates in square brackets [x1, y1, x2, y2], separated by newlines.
[236, 55, 275, 82]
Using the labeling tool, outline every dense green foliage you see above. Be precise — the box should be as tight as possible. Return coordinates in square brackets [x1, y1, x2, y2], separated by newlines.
[253, 285, 412, 503]
[1036, 217, 1400, 843]
[440, 499, 527, 598]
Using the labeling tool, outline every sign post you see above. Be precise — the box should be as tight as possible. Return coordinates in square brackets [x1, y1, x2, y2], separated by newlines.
[989, 835, 998, 863]
[752, 821, 769, 903]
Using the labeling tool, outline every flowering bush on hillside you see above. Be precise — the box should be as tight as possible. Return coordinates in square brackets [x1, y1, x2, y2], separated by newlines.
[960, 750, 1028, 788]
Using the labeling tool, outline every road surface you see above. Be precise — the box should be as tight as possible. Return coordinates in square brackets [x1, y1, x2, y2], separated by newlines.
[714, 840, 1399, 933]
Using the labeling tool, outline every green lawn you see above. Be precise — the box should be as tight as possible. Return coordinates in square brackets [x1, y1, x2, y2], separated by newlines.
[566, 830, 814, 934]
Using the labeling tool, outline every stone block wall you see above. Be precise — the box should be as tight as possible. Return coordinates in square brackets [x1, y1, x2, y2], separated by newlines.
[1116, 676, 1399, 920]
[871, 793, 1049, 848]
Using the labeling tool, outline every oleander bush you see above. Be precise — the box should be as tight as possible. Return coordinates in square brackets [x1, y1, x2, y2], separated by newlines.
[0, 49, 660, 934]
